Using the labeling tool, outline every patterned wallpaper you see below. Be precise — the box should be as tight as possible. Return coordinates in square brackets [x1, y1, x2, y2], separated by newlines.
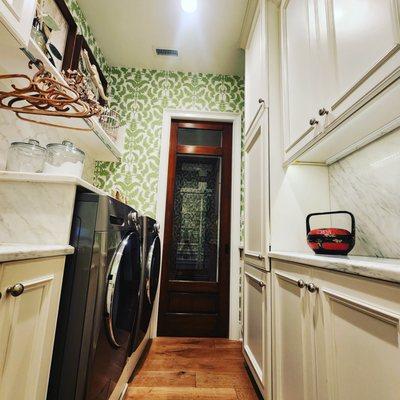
[93, 68, 244, 217]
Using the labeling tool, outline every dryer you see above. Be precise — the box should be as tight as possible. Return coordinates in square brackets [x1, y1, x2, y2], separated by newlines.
[47, 193, 142, 400]
[132, 216, 161, 351]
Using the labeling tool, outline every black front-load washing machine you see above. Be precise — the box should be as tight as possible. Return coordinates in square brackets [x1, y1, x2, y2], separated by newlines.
[131, 216, 161, 352]
[47, 193, 142, 400]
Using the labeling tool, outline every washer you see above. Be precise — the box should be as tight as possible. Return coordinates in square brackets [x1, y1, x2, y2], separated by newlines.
[132, 216, 161, 351]
[47, 193, 142, 400]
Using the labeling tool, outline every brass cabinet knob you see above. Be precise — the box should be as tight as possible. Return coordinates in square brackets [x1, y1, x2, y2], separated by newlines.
[319, 108, 329, 116]
[6, 283, 25, 297]
[297, 279, 306, 289]
[309, 118, 319, 126]
[307, 283, 319, 293]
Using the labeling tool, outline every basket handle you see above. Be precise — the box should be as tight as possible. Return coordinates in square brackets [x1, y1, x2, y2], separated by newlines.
[306, 211, 355, 236]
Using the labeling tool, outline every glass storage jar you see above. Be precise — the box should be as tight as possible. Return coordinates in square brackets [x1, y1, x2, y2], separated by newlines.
[6, 139, 46, 173]
[43, 140, 85, 177]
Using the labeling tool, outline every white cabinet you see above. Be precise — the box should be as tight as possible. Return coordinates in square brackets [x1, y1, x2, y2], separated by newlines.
[244, 0, 267, 133]
[244, 108, 269, 269]
[272, 261, 316, 400]
[0, 0, 36, 45]
[0, 257, 65, 400]
[281, 0, 321, 153]
[281, 0, 400, 164]
[321, 0, 400, 120]
[313, 267, 400, 400]
[272, 259, 400, 400]
[243, 264, 271, 398]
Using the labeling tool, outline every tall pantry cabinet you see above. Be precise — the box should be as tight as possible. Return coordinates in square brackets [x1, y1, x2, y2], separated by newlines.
[241, 1, 271, 398]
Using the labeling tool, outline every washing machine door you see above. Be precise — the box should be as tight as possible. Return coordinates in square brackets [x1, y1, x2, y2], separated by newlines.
[105, 231, 141, 348]
[145, 235, 161, 305]
[86, 230, 141, 400]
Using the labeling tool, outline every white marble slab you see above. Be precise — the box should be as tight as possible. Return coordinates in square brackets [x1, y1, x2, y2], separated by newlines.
[328, 129, 400, 259]
[0, 171, 107, 245]
[269, 251, 400, 284]
[0, 243, 74, 263]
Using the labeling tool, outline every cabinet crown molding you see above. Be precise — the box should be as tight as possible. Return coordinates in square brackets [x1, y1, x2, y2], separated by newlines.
[239, 0, 258, 49]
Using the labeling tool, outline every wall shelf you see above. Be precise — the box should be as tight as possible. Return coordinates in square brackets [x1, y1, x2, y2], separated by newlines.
[0, 28, 123, 162]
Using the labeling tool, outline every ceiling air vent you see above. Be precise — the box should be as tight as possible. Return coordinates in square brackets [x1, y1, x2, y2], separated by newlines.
[155, 48, 179, 57]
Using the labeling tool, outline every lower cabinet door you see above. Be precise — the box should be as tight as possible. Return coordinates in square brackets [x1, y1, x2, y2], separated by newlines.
[0, 257, 64, 400]
[272, 260, 316, 400]
[313, 269, 400, 400]
[243, 263, 270, 396]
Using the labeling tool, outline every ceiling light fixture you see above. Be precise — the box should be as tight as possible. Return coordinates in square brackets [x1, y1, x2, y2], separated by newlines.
[181, 0, 197, 13]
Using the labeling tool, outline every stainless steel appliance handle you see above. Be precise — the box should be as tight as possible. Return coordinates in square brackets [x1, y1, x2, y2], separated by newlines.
[105, 232, 133, 348]
[146, 240, 156, 304]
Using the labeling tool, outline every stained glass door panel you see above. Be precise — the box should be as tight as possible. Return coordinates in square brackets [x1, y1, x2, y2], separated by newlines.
[169, 155, 221, 282]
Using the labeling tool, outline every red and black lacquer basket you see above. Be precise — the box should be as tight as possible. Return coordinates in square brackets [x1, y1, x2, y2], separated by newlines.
[306, 211, 355, 256]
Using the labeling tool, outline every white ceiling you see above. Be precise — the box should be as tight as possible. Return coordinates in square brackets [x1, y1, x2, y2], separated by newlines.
[76, 0, 247, 76]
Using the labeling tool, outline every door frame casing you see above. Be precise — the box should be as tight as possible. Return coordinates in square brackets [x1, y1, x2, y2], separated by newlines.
[150, 109, 242, 340]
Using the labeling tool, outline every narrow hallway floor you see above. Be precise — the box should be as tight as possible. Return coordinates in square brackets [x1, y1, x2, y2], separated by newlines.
[126, 337, 262, 400]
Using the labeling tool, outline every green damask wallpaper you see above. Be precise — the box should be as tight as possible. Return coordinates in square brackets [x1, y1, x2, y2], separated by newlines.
[93, 68, 244, 217]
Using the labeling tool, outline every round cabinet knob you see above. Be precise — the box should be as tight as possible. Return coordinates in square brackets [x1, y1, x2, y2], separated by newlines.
[258, 98, 265, 104]
[297, 279, 306, 289]
[7, 283, 24, 297]
[258, 281, 266, 288]
[307, 283, 319, 293]
[318, 108, 329, 116]
[257, 253, 264, 260]
[309, 118, 319, 126]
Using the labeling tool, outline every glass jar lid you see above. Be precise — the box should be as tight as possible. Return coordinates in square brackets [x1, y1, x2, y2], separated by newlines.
[10, 138, 45, 151]
[46, 140, 85, 156]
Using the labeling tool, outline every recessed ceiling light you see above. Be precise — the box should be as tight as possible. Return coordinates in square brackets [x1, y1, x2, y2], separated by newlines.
[181, 0, 197, 13]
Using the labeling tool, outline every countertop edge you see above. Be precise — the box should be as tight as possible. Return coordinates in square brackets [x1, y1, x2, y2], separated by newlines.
[0, 244, 75, 263]
[269, 251, 400, 285]
[0, 171, 108, 196]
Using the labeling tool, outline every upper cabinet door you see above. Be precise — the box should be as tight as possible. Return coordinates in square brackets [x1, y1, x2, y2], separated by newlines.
[245, 0, 267, 133]
[0, 0, 36, 45]
[322, 0, 400, 122]
[244, 109, 269, 268]
[281, 0, 321, 154]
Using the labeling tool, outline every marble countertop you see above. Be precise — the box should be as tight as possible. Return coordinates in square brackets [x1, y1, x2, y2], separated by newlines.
[269, 251, 400, 284]
[0, 171, 108, 196]
[0, 243, 74, 263]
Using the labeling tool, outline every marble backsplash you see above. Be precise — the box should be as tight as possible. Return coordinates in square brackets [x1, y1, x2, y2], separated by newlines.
[329, 129, 400, 259]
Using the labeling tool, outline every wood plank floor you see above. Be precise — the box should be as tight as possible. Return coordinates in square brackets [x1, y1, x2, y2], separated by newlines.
[126, 338, 262, 400]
